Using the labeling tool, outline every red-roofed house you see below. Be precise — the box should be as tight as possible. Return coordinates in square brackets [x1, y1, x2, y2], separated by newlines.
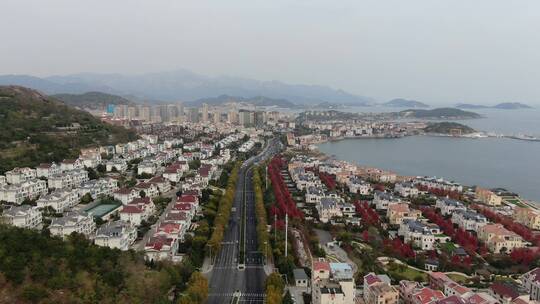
[412, 287, 446, 304]
[134, 182, 159, 198]
[429, 272, 454, 291]
[313, 260, 331, 282]
[163, 212, 190, 227]
[436, 296, 467, 304]
[144, 235, 178, 261]
[155, 222, 187, 241]
[488, 282, 520, 304]
[113, 188, 139, 205]
[119, 197, 155, 225]
[172, 203, 195, 219]
[149, 176, 171, 193]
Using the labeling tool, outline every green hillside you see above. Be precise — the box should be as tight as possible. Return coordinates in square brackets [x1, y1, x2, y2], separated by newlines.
[0, 86, 137, 173]
[52, 91, 134, 109]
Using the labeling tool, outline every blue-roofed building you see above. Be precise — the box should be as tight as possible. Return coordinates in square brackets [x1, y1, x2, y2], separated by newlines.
[435, 198, 466, 216]
[330, 263, 354, 281]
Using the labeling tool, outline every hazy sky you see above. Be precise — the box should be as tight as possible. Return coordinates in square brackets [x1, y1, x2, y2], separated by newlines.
[2, 0, 540, 104]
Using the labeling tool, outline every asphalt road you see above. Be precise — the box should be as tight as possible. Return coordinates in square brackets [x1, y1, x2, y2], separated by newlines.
[208, 137, 282, 304]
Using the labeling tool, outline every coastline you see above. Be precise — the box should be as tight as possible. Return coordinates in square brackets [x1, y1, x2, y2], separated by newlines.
[313, 136, 540, 205]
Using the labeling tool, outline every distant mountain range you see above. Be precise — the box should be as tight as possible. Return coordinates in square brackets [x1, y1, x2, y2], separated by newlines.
[0, 70, 374, 105]
[383, 98, 430, 108]
[455, 102, 532, 110]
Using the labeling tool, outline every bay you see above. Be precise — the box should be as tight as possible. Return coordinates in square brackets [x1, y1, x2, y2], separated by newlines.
[317, 136, 540, 202]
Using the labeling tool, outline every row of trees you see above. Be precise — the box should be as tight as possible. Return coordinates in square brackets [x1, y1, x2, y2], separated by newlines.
[317, 171, 336, 190]
[354, 201, 381, 226]
[265, 273, 285, 304]
[178, 272, 208, 304]
[268, 156, 303, 219]
[416, 184, 461, 200]
[421, 207, 484, 256]
[252, 166, 271, 258]
[207, 162, 241, 256]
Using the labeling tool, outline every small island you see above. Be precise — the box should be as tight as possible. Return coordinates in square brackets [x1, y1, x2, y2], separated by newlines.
[423, 122, 476, 135]
[455, 102, 532, 110]
[399, 107, 481, 119]
[383, 98, 430, 108]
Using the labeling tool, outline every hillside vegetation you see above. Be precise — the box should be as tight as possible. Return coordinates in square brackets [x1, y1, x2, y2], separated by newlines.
[52, 92, 134, 109]
[0, 86, 137, 174]
[0, 225, 193, 303]
[424, 122, 476, 134]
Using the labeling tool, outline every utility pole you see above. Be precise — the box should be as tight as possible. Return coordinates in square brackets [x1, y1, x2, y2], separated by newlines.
[285, 213, 288, 257]
[274, 213, 277, 241]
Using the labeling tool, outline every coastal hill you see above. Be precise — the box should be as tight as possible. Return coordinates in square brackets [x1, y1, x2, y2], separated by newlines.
[52, 91, 135, 109]
[424, 122, 476, 134]
[0, 86, 137, 174]
[187, 94, 297, 108]
[399, 108, 481, 119]
[493, 102, 532, 109]
[455, 102, 532, 110]
[383, 98, 429, 108]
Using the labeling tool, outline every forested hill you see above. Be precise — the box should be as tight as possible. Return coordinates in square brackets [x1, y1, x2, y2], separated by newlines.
[52, 91, 135, 109]
[0, 225, 190, 303]
[0, 86, 137, 173]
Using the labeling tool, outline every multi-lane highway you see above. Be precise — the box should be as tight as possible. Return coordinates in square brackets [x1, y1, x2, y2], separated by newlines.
[208, 137, 282, 304]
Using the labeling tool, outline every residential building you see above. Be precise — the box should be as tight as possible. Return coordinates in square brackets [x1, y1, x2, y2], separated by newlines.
[395, 182, 420, 198]
[317, 198, 343, 223]
[373, 191, 401, 211]
[94, 221, 137, 251]
[60, 158, 84, 171]
[399, 219, 448, 250]
[77, 178, 118, 199]
[36, 189, 79, 213]
[144, 235, 178, 262]
[411, 287, 445, 304]
[119, 197, 155, 226]
[347, 177, 373, 195]
[488, 282, 520, 304]
[49, 211, 96, 239]
[48, 169, 89, 190]
[5, 167, 36, 184]
[1, 205, 42, 229]
[363, 273, 399, 304]
[36, 163, 61, 178]
[0, 179, 47, 204]
[113, 188, 139, 205]
[478, 223, 524, 253]
[134, 182, 159, 198]
[514, 207, 540, 230]
[476, 187, 503, 206]
[521, 268, 540, 301]
[106, 159, 128, 172]
[306, 186, 326, 204]
[387, 203, 421, 225]
[137, 160, 156, 175]
[435, 198, 466, 216]
[148, 176, 171, 193]
[294, 268, 309, 288]
[451, 210, 488, 232]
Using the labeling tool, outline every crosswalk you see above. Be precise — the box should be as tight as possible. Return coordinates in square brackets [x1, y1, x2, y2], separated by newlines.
[209, 292, 265, 297]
